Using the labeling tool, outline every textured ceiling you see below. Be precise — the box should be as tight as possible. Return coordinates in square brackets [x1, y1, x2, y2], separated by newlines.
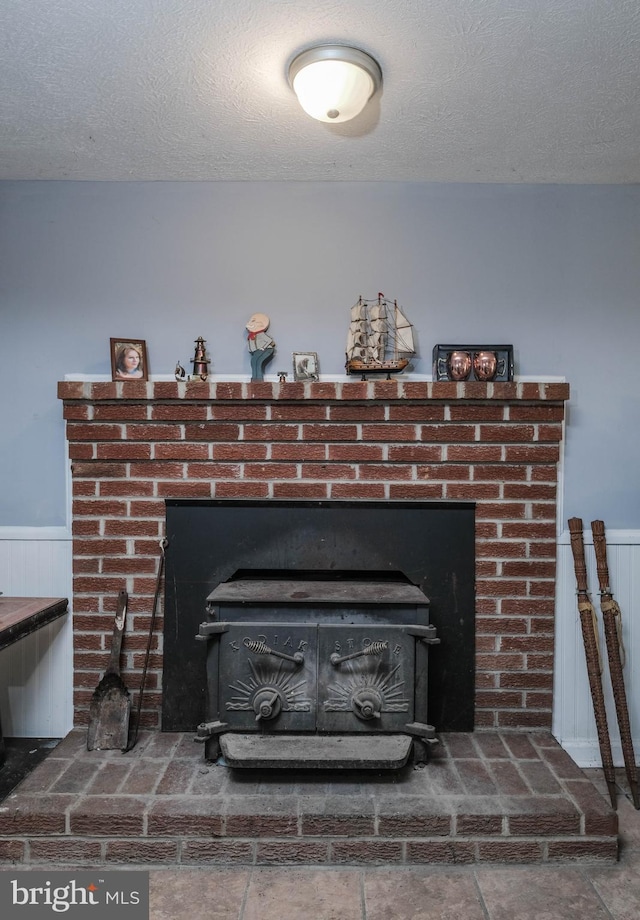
[1, 0, 640, 182]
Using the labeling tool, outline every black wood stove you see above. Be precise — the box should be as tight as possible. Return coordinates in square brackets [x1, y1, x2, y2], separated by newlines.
[195, 574, 439, 769]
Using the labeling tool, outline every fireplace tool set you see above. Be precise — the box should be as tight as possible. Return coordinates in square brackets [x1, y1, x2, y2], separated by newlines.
[87, 540, 168, 753]
[568, 518, 639, 810]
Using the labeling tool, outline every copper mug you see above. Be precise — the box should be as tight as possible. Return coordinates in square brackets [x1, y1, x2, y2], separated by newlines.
[473, 351, 498, 381]
[447, 351, 472, 381]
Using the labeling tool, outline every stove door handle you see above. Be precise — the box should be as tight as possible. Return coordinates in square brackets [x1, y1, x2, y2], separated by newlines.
[242, 637, 304, 665]
[330, 641, 388, 666]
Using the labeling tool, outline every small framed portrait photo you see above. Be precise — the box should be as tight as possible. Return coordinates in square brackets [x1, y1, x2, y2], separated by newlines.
[110, 339, 149, 381]
[292, 351, 319, 382]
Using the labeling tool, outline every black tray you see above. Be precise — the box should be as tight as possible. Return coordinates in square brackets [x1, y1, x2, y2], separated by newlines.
[432, 344, 514, 382]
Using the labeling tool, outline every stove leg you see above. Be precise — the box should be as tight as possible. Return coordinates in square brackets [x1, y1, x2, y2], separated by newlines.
[204, 736, 221, 763]
[411, 738, 430, 765]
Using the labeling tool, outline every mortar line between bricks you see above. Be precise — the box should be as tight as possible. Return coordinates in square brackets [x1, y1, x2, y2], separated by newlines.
[530, 738, 568, 793]
[447, 752, 466, 796]
[511, 757, 537, 795]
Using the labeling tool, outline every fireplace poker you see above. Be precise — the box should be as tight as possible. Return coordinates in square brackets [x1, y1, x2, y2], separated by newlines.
[568, 517, 617, 809]
[591, 520, 640, 809]
[125, 537, 168, 753]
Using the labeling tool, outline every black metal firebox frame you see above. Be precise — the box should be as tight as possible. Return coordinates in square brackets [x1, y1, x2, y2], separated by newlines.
[163, 500, 476, 735]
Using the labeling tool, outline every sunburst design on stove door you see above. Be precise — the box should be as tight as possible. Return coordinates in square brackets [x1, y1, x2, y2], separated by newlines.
[323, 662, 410, 712]
[225, 659, 312, 712]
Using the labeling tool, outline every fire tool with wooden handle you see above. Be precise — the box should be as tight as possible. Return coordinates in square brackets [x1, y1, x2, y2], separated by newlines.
[568, 517, 617, 809]
[591, 519, 640, 809]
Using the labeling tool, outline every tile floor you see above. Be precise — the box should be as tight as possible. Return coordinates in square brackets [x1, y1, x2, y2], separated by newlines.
[145, 772, 640, 920]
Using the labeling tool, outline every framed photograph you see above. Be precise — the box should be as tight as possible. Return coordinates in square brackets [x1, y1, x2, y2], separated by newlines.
[110, 338, 149, 381]
[292, 351, 319, 382]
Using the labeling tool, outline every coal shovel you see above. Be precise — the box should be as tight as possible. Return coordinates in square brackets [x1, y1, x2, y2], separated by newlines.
[87, 589, 131, 751]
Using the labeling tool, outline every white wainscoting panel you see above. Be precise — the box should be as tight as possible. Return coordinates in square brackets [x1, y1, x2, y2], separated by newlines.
[554, 528, 640, 767]
[0, 528, 73, 737]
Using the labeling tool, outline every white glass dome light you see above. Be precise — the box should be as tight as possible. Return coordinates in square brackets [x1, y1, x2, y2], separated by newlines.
[288, 45, 382, 124]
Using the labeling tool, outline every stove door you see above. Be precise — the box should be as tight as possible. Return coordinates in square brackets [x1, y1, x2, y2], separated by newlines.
[218, 623, 317, 731]
[316, 625, 415, 732]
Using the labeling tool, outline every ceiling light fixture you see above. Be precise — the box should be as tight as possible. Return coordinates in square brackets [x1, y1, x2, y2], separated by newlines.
[288, 45, 382, 124]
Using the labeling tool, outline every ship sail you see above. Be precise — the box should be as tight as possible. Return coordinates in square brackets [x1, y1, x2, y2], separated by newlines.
[394, 305, 415, 355]
[369, 332, 386, 362]
[345, 294, 416, 379]
[351, 301, 367, 322]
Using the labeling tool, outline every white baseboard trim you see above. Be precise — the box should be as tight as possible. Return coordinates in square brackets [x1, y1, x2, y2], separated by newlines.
[558, 738, 640, 769]
[557, 528, 640, 545]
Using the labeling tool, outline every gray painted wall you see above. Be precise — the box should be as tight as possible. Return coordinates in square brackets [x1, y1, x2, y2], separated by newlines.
[1, 181, 638, 527]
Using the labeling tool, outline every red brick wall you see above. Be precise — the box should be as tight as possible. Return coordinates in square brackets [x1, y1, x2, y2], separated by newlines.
[58, 378, 569, 731]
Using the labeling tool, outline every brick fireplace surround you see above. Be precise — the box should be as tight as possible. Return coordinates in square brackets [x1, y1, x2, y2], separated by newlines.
[58, 377, 569, 733]
[0, 378, 622, 869]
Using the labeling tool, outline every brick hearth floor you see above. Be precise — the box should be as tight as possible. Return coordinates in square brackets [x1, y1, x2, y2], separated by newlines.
[0, 729, 620, 871]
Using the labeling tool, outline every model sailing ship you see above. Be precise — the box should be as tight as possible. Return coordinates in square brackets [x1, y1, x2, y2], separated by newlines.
[346, 294, 415, 379]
